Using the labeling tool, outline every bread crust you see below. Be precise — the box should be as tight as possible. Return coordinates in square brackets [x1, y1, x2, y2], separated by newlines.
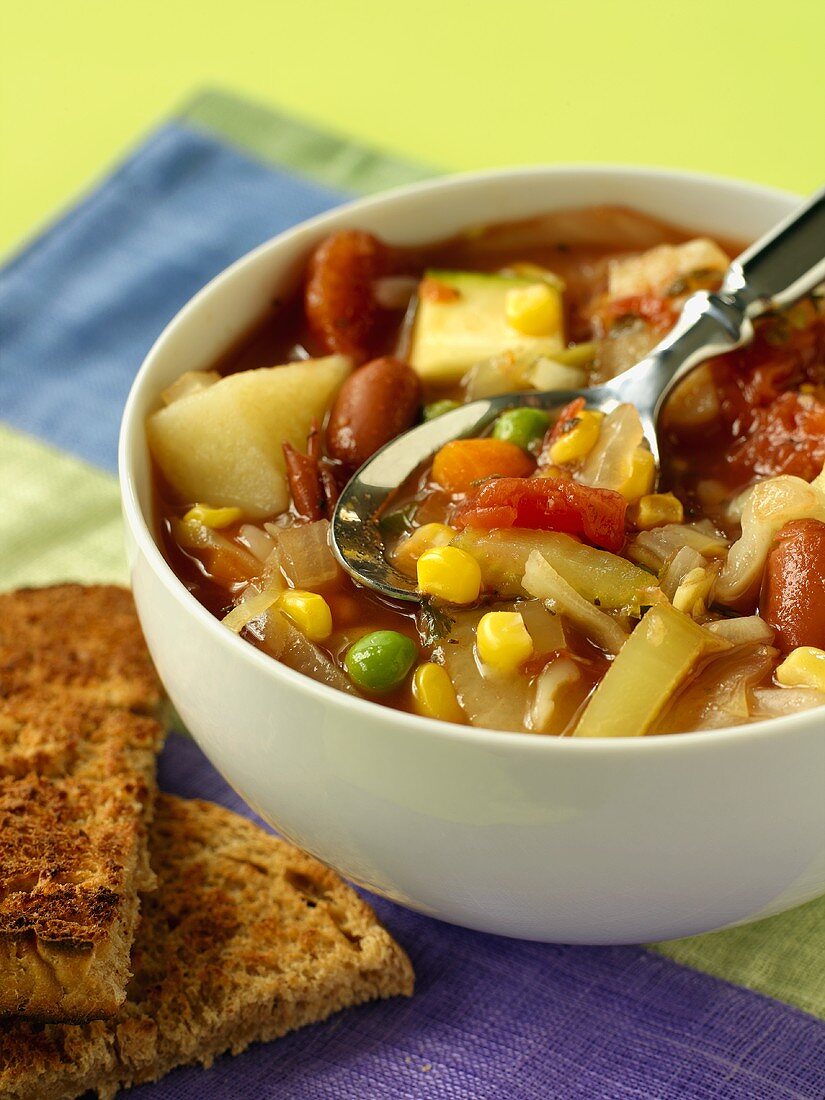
[0, 796, 414, 1100]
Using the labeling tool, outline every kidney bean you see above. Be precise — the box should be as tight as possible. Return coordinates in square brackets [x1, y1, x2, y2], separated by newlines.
[760, 518, 825, 652]
[326, 357, 422, 473]
[305, 230, 389, 360]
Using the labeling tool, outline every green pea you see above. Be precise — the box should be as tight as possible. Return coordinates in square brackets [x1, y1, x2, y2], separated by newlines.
[345, 630, 418, 693]
[492, 407, 551, 451]
[423, 399, 460, 421]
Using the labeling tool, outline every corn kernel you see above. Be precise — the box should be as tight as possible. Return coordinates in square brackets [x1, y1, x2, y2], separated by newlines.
[276, 589, 332, 642]
[548, 410, 603, 466]
[183, 503, 243, 529]
[775, 647, 825, 692]
[618, 447, 656, 502]
[412, 663, 464, 723]
[392, 523, 455, 575]
[476, 611, 534, 674]
[417, 546, 481, 605]
[634, 492, 684, 530]
[504, 283, 562, 337]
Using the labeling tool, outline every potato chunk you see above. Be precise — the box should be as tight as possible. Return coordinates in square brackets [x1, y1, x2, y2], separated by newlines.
[147, 356, 351, 518]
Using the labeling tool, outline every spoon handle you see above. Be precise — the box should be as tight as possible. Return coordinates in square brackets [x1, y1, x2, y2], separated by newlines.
[607, 187, 825, 449]
[723, 186, 825, 312]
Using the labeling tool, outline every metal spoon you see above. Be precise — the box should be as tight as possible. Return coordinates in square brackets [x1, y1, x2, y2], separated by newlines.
[332, 188, 825, 602]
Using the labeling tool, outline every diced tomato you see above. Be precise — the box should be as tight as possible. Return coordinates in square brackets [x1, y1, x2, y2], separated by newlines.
[453, 477, 627, 552]
[726, 391, 825, 482]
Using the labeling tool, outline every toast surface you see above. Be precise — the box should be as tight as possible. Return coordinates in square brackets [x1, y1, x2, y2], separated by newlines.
[0, 795, 414, 1100]
[0, 585, 165, 1022]
[0, 585, 163, 713]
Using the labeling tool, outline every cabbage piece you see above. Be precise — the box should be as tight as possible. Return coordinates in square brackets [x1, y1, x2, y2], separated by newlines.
[716, 473, 825, 606]
[659, 546, 706, 600]
[435, 604, 531, 732]
[454, 528, 657, 613]
[522, 550, 628, 655]
[628, 522, 729, 573]
[262, 608, 359, 695]
[574, 603, 721, 737]
[655, 643, 776, 733]
[577, 404, 644, 493]
[266, 519, 341, 590]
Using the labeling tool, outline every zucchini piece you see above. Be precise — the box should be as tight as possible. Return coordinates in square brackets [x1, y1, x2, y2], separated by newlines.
[573, 603, 717, 737]
[409, 270, 564, 384]
[453, 528, 657, 613]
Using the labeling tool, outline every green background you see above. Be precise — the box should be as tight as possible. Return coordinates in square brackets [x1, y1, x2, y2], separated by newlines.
[2, 0, 824, 258]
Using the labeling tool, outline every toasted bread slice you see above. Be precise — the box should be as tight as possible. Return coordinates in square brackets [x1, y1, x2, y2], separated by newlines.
[0, 795, 414, 1100]
[0, 774, 152, 1022]
[0, 585, 165, 1022]
[0, 695, 162, 786]
[0, 585, 162, 713]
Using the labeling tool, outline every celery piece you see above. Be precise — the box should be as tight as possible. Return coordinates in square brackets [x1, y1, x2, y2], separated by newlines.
[573, 603, 711, 738]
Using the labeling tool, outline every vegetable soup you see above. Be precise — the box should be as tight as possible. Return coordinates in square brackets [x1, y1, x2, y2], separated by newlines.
[147, 206, 825, 736]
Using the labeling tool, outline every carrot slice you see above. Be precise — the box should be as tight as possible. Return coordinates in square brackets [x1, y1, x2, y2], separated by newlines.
[431, 439, 534, 494]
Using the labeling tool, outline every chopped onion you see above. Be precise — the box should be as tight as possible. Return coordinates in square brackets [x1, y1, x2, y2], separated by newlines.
[172, 518, 261, 585]
[262, 608, 359, 694]
[528, 657, 580, 733]
[706, 616, 774, 645]
[522, 550, 628, 656]
[518, 598, 566, 653]
[222, 587, 282, 633]
[578, 404, 643, 492]
[238, 523, 277, 563]
[372, 275, 419, 310]
[526, 358, 587, 391]
[751, 686, 825, 718]
[461, 351, 529, 400]
[266, 519, 340, 589]
[594, 323, 660, 381]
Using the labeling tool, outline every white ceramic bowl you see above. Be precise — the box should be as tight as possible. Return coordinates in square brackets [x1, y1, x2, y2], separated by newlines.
[120, 167, 825, 944]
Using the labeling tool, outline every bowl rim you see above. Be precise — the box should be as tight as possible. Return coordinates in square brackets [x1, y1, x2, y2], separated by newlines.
[119, 161, 821, 755]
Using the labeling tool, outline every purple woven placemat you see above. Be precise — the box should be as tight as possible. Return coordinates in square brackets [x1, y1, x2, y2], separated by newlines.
[149, 733, 825, 1100]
